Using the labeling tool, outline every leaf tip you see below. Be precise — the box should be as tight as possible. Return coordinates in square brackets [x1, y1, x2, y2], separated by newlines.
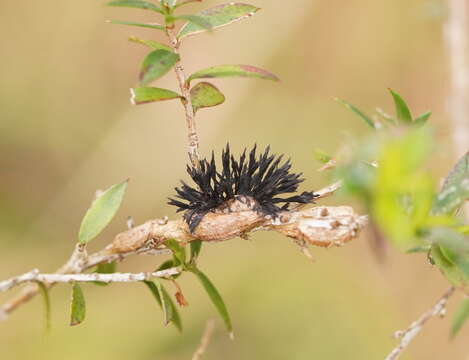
[130, 88, 137, 105]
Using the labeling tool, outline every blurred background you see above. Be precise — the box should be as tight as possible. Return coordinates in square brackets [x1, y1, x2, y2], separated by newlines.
[0, 0, 466, 359]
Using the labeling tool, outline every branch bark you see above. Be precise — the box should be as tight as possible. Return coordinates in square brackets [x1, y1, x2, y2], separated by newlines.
[166, 25, 200, 168]
[0, 268, 180, 292]
[384, 286, 455, 360]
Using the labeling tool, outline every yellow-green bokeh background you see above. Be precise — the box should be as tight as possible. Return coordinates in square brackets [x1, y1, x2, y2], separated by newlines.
[0, 1, 466, 359]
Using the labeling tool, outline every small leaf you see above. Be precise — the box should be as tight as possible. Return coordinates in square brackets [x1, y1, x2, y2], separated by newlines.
[188, 64, 279, 83]
[144, 281, 172, 325]
[106, 20, 165, 31]
[131, 87, 181, 105]
[190, 240, 202, 263]
[93, 262, 117, 287]
[178, 3, 260, 39]
[414, 111, 432, 126]
[451, 298, 469, 338]
[164, 239, 186, 265]
[189, 266, 232, 333]
[78, 180, 128, 244]
[313, 148, 333, 164]
[174, 0, 202, 9]
[406, 245, 431, 253]
[139, 50, 180, 85]
[36, 282, 51, 332]
[70, 283, 86, 326]
[144, 281, 182, 331]
[389, 89, 412, 124]
[190, 82, 225, 112]
[128, 36, 171, 51]
[106, 0, 164, 13]
[433, 152, 469, 215]
[335, 98, 375, 129]
[175, 15, 213, 30]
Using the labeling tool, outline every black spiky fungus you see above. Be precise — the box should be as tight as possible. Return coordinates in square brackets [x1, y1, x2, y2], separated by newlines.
[168, 144, 318, 233]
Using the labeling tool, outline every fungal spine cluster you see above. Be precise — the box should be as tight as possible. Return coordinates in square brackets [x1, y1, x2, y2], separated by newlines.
[169, 144, 318, 232]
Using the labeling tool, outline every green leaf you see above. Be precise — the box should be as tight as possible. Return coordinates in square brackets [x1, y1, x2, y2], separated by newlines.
[389, 89, 413, 124]
[174, 0, 202, 9]
[164, 239, 186, 265]
[78, 180, 128, 244]
[175, 15, 213, 30]
[188, 64, 279, 83]
[144, 281, 172, 325]
[106, 20, 165, 31]
[190, 240, 202, 263]
[313, 148, 333, 164]
[406, 245, 431, 253]
[144, 281, 182, 331]
[178, 3, 260, 39]
[70, 283, 86, 326]
[190, 82, 225, 112]
[414, 111, 432, 126]
[139, 50, 180, 86]
[106, 0, 164, 13]
[93, 262, 117, 286]
[334, 98, 375, 129]
[189, 266, 232, 334]
[433, 152, 469, 215]
[131, 87, 181, 105]
[36, 282, 51, 332]
[451, 298, 469, 338]
[128, 36, 171, 51]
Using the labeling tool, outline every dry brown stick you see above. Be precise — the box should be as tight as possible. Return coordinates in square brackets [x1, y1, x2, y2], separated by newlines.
[384, 286, 455, 360]
[192, 319, 216, 360]
[165, 25, 200, 168]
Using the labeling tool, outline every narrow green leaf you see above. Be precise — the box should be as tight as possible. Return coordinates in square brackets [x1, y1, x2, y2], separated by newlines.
[139, 50, 180, 85]
[335, 98, 375, 129]
[106, 0, 164, 13]
[93, 262, 117, 286]
[78, 180, 128, 244]
[144, 281, 182, 331]
[106, 20, 165, 31]
[174, 0, 202, 9]
[190, 266, 232, 333]
[313, 148, 333, 164]
[70, 283, 86, 326]
[36, 282, 51, 332]
[144, 281, 172, 325]
[128, 36, 171, 51]
[433, 152, 469, 215]
[188, 64, 279, 83]
[406, 245, 431, 253]
[175, 15, 213, 30]
[190, 82, 225, 112]
[389, 89, 413, 124]
[414, 111, 432, 126]
[131, 87, 181, 105]
[452, 298, 469, 338]
[164, 239, 186, 265]
[178, 3, 260, 39]
[190, 240, 202, 263]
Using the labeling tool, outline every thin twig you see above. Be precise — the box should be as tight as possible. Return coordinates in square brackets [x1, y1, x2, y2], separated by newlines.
[192, 319, 216, 360]
[165, 25, 200, 168]
[0, 244, 169, 319]
[384, 286, 455, 360]
[315, 180, 342, 200]
[0, 268, 180, 293]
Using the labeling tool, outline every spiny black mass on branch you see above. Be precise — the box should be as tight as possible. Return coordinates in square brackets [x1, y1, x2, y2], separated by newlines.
[168, 144, 318, 232]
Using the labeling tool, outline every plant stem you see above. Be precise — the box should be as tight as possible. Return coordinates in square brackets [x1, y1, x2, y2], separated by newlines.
[384, 286, 455, 360]
[166, 25, 201, 168]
